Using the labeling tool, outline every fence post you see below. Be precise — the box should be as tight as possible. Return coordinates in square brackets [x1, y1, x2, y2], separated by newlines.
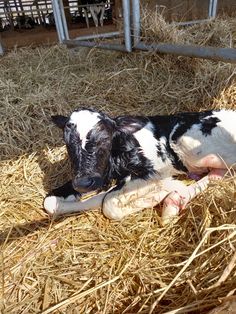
[52, 0, 69, 43]
[208, 0, 218, 18]
[0, 35, 4, 56]
[131, 0, 141, 46]
[122, 0, 132, 52]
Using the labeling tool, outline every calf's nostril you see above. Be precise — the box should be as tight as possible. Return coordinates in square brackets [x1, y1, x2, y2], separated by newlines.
[73, 177, 94, 190]
[80, 177, 94, 188]
[73, 176, 103, 193]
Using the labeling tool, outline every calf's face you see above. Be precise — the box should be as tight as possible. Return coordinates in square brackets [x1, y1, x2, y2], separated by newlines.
[52, 109, 115, 193]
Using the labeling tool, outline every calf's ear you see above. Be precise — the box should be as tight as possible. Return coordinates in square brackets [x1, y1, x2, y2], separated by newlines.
[51, 115, 68, 129]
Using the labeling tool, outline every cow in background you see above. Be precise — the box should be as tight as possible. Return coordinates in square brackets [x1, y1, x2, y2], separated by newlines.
[14, 15, 37, 30]
[79, 0, 106, 27]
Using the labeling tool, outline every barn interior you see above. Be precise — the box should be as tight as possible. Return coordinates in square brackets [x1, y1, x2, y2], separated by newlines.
[0, 0, 116, 49]
[1, 1, 236, 313]
[1, 0, 236, 49]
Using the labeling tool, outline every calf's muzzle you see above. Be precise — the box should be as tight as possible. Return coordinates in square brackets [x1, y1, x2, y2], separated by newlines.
[72, 175, 104, 193]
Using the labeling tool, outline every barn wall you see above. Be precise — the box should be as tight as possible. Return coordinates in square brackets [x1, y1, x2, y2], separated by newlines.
[140, 0, 208, 21]
[140, 0, 236, 21]
[217, 0, 236, 17]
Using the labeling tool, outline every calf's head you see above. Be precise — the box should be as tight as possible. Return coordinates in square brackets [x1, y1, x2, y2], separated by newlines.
[52, 108, 115, 193]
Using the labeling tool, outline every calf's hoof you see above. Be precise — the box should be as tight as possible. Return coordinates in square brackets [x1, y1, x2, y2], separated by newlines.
[44, 196, 59, 215]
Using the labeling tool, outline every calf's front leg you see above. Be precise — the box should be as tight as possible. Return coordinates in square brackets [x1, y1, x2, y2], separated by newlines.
[102, 178, 179, 220]
[44, 180, 109, 216]
[44, 178, 171, 219]
[44, 190, 107, 216]
[44, 172, 224, 223]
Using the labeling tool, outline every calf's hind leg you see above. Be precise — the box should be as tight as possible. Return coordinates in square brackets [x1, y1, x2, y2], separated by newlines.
[162, 175, 210, 224]
[102, 178, 206, 222]
[102, 179, 171, 220]
[195, 154, 229, 179]
[162, 166, 227, 224]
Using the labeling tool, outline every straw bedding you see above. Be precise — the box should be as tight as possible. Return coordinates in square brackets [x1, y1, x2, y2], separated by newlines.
[1, 14, 236, 314]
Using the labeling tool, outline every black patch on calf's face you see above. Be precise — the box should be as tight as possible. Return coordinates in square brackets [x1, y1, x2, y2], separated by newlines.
[83, 121, 114, 176]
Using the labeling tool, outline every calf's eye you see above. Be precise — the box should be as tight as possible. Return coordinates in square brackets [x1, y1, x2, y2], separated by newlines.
[66, 122, 74, 129]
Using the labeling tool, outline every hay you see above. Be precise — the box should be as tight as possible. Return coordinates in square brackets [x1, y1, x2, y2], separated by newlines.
[141, 8, 236, 48]
[1, 14, 236, 313]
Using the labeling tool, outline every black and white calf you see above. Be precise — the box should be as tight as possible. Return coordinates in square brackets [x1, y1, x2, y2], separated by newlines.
[44, 108, 236, 223]
[80, 0, 106, 28]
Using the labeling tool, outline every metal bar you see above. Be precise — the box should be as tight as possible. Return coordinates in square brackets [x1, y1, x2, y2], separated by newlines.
[52, 0, 64, 43]
[18, 0, 24, 13]
[36, 3, 43, 24]
[172, 19, 211, 27]
[211, 0, 218, 18]
[75, 31, 121, 41]
[5, 0, 14, 30]
[208, 0, 212, 18]
[66, 3, 111, 8]
[208, 0, 218, 18]
[0, 39, 4, 56]
[58, 0, 69, 40]
[131, 0, 140, 46]
[122, 0, 132, 52]
[1, 8, 52, 14]
[135, 41, 236, 64]
[13, 0, 20, 16]
[63, 39, 127, 52]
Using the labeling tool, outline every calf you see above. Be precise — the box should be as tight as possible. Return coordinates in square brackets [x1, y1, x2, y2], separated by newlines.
[44, 108, 236, 223]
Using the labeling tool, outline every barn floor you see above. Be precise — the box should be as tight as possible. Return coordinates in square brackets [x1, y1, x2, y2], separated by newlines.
[0, 23, 117, 50]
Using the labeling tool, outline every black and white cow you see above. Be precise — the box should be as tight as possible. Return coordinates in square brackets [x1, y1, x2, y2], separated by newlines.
[45, 12, 55, 27]
[44, 108, 236, 223]
[15, 16, 37, 30]
[80, 0, 106, 28]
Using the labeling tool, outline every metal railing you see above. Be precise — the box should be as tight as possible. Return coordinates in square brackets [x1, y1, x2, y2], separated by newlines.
[2, 0, 236, 63]
[50, 0, 236, 63]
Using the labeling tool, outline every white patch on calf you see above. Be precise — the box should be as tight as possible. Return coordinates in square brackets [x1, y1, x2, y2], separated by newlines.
[70, 110, 101, 149]
[171, 110, 236, 171]
[134, 122, 174, 178]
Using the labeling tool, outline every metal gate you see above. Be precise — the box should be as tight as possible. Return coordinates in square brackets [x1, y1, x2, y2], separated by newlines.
[1, 0, 236, 62]
[51, 0, 236, 63]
